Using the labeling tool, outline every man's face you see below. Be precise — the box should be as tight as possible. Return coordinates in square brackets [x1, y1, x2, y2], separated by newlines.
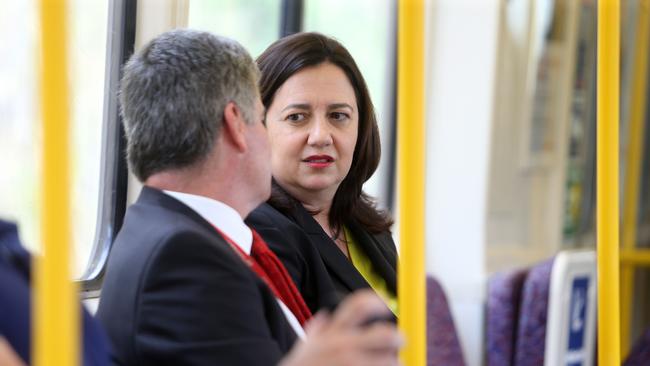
[243, 96, 272, 203]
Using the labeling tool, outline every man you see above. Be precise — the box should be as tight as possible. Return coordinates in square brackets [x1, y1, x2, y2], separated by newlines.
[0, 220, 111, 366]
[96, 29, 401, 366]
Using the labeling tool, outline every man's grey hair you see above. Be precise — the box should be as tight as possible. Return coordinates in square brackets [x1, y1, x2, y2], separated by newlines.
[120, 29, 260, 182]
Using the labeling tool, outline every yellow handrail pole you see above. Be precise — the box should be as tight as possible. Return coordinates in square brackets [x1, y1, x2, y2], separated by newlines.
[597, 0, 621, 364]
[34, 1, 79, 366]
[397, 0, 426, 364]
[620, 0, 650, 357]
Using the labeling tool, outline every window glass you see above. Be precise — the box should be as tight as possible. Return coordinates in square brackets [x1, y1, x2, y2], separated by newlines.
[188, 0, 281, 59]
[0, 1, 40, 253]
[69, 0, 109, 277]
[304, 0, 394, 207]
[0, 0, 109, 278]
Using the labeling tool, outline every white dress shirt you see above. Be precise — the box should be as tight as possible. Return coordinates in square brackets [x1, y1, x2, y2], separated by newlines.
[163, 190, 306, 339]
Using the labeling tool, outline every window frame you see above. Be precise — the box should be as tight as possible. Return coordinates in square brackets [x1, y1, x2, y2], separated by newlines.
[384, 0, 398, 212]
[79, 0, 136, 295]
[280, 0, 303, 37]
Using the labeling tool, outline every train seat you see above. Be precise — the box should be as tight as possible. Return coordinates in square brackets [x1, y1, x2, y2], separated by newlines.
[512, 251, 596, 366]
[513, 258, 554, 366]
[487, 268, 529, 366]
[426, 276, 466, 366]
[624, 326, 650, 365]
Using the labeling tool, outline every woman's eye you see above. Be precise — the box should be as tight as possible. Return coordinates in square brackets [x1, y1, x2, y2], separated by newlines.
[330, 112, 349, 121]
[286, 113, 305, 122]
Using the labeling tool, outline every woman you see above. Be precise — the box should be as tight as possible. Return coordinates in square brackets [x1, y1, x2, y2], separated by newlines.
[247, 32, 397, 314]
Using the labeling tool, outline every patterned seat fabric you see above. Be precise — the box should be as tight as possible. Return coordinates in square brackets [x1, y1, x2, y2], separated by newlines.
[487, 269, 529, 366]
[513, 258, 554, 366]
[427, 276, 466, 366]
[624, 326, 650, 366]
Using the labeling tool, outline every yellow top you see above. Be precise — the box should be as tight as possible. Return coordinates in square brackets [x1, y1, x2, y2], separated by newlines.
[344, 227, 398, 315]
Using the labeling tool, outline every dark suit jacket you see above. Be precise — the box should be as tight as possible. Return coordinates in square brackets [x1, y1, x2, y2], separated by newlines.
[247, 202, 398, 310]
[245, 203, 339, 313]
[97, 187, 297, 366]
[0, 220, 111, 366]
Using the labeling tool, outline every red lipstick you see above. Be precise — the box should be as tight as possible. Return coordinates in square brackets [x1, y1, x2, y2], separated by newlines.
[303, 155, 334, 168]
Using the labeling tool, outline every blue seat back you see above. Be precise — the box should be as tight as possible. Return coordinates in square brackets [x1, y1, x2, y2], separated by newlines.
[427, 276, 466, 366]
[487, 268, 528, 366]
[513, 259, 554, 366]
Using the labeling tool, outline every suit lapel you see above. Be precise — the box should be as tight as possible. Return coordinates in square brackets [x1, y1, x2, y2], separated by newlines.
[289, 205, 370, 292]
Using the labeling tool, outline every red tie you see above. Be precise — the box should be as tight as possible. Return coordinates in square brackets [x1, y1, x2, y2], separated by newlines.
[249, 229, 312, 326]
[213, 226, 312, 326]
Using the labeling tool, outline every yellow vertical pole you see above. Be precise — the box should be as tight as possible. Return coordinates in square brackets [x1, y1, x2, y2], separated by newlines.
[620, 0, 650, 358]
[397, 0, 426, 365]
[34, 1, 78, 366]
[597, 0, 620, 364]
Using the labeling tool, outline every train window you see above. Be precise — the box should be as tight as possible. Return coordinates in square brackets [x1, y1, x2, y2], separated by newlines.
[487, 0, 588, 271]
[0, 3, 40, 251]
[562, 1, 597, 245]
[188, 0, 281, 59]
[0, 1, 109, 279]
[303, 0, 395, 206]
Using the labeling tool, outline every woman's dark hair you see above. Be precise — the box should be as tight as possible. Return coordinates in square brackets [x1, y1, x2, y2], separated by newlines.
[257, 32, 392, 234]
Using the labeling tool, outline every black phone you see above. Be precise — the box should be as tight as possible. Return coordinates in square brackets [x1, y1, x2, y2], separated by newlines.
[323, 291, 397, 327]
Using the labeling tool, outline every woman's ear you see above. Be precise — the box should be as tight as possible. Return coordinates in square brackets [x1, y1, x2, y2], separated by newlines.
[222, 102, 248, 152]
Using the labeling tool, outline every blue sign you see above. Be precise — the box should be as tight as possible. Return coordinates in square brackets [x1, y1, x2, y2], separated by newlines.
[565, 276, 589, 365]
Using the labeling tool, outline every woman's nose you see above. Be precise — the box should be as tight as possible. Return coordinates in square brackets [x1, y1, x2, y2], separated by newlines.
[307, 117, 333, 147]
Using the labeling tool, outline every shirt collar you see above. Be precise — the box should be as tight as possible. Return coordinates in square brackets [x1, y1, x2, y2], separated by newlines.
[162, 190, 253, 255]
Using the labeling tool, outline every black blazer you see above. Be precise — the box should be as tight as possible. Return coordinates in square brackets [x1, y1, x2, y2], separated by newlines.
[247, 202, 397, 309]
[246, 203, 339, 313]
[97, 187, 296, 366]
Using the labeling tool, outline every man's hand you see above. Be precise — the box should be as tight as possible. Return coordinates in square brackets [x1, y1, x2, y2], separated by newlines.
[281, 289, 403, 366]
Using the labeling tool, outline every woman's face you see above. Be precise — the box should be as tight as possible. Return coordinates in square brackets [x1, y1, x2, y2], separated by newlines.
[265, 62, 359, 203]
